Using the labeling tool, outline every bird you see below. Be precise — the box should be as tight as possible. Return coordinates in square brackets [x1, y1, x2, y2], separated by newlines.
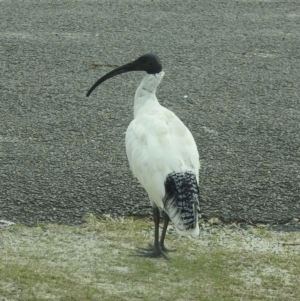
[86, 53, 200, 259]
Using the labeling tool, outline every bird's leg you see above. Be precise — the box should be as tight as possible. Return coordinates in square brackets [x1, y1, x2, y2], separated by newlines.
[159, 213, 176, 252]
[141, 212, 175, 253]
[136, 207, 167, 259]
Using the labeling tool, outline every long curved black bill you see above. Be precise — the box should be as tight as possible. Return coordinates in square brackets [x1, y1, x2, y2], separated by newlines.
[86, 61, 135, 97]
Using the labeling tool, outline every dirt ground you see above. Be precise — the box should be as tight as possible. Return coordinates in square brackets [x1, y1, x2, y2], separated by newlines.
[1, 217, 300, 300]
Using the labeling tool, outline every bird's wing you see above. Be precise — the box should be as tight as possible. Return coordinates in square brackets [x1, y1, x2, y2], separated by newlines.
[125, 106, 199, 207]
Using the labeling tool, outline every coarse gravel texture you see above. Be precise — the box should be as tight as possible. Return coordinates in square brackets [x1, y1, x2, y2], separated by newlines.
[1, 0, 300, 226]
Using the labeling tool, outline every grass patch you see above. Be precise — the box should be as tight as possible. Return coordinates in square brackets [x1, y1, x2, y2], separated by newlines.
[0, 217, 299, 301]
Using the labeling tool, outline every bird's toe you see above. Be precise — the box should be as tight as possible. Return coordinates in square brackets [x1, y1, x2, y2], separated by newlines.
[161, 245, 176, 252]
[145, 243, 176, 252]
[136, 246, 168, 259]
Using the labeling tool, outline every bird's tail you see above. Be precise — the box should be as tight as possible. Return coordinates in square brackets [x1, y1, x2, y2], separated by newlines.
[163, 171, 200, 237]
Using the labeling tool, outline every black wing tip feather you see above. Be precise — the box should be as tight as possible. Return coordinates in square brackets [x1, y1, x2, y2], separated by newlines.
[163, 171, 200, 229]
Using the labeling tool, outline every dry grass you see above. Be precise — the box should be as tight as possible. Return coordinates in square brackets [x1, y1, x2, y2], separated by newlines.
[0, 216, 299, 301]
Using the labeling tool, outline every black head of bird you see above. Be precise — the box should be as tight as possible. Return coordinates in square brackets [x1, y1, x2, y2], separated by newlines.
[86, 53, 162, 97]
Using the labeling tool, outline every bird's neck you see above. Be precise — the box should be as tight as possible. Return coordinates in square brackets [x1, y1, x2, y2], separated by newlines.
[134, 72, 165, 117]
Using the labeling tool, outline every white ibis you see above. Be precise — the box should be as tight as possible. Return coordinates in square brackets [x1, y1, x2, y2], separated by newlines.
[87, 53, 200, 259]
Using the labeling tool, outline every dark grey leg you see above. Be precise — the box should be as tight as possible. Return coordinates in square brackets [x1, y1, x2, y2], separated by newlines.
[160, 213, 176, 252]
[136, 207, 167, 259]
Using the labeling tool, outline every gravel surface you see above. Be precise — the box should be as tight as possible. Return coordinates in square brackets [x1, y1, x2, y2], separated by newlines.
[1, 0, 300, 226]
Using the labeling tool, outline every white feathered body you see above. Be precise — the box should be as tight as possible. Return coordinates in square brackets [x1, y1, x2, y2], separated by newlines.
[125, 72, 200, 237]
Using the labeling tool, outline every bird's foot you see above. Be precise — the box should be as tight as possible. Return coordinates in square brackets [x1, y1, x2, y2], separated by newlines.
[136, 245, 168, 259]
[160, 244, 176, 252]
[141, 243, 176, 253]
